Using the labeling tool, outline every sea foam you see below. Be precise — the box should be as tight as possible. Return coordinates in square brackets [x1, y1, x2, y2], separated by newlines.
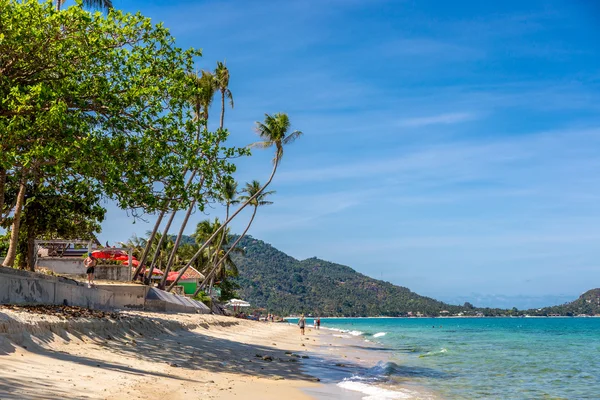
[338, 380, 416, 399]
[373, 332, 387, 338]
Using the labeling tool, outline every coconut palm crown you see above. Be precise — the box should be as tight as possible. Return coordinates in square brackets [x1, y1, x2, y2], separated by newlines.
[215, 61, 233, 129]
[252, 113, 302, 162]
[239, 180, 274, 207]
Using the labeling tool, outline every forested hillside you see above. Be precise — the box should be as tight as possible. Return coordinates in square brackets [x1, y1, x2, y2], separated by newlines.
[230, 236, 464, 316]
[175, 234, 598, 317]
[525, 289, 600, 316]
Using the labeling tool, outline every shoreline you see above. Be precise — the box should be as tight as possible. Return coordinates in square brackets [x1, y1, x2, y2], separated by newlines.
[296, 323, 440, 400]
[1, 307, 443, 400]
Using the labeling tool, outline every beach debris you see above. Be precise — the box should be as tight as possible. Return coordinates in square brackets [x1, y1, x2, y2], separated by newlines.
[309, 377, 321, 382]
[168, 362, 179, 367]
[301, 344, 305, 346]
[0, 304, 121, 320]
[335, 363, 346, 367]
[301, 355, 309, 359]
[273, 376, 284, 380]
[262, 355, 273, 361]
[255, 354, 263, 358]
[284, 351, 293, 355]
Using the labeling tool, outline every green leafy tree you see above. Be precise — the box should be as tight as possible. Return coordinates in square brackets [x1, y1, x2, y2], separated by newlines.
[1, 1, 240, 267]
[145, 71, 229, 285]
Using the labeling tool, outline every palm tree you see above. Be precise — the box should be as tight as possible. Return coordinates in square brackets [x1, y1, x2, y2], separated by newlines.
[148, 233, 173, 271]
[195, 180, 273, 295]
[188, 70, 216, 131]
[135, 71, 212, 283]
[214, 61, 233, 130]
[193, 218, 234, 275]
[207, 179, 238, 268]
[168, 113, 301, 291]
[154, 72, 222, 287]
[56, 0, 113, 11]
[117, 234, 147, 259]
[192, 218, 241, 295]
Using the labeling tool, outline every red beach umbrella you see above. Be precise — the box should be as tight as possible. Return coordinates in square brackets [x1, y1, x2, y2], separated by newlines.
[166, 271, 180, 281]
[123, 259, 140, 267]
[91, 250, 112, 259]
[115, 255, 137, 261]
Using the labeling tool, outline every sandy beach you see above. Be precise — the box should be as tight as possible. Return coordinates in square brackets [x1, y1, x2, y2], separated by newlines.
[0, 306, 326, 400]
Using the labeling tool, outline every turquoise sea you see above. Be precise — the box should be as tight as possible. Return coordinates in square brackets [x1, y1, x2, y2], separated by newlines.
[295, 317, 600, 399]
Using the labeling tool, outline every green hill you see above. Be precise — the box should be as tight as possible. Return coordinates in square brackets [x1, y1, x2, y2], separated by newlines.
[175, 234, 598, 317]
[526, 289, 600, 316]
[230, 236, 464, 316]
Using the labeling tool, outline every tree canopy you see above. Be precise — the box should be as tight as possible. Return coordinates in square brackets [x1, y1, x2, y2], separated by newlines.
[0, 0, 244, 267]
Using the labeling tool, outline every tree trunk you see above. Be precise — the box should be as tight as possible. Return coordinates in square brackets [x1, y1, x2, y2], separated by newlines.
[26, 222, 36, 271]
[2, 179, 26, 267]
[132, 209, 166, 280]
[220, 90, 225, 130]
[0, 167, 6, 224]
[133, 169, 197, 281]
[210, 202, 229, 271]
[195, 206, 257, 296]
[158, 198, 197, 289]
[168, 159, 280, 291]
[144, 210, 177, 284]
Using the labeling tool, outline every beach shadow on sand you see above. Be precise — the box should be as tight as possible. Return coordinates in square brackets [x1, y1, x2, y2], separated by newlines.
[0, 314, 322, 399]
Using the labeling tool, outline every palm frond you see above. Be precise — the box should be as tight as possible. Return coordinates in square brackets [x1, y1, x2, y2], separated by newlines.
[283, 130, 303, 145]
[249, 140, 274, 149]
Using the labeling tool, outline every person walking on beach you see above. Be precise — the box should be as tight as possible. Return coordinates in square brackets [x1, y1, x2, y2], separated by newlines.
[298, 314, 306, 335]
[316, 317, 321, 330]
[83, 252, 97, 288]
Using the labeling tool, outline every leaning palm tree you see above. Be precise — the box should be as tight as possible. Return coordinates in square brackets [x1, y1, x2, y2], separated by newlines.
[192, 218, 233, 277]
[136, 71, 213, 283]
[153, 74, 222, 287]
[195, 180, 273, 295]
[56, 0, 113, 11]
[206, 179, 238, 270]
[168, 112, 301, 291]
[214, 61, 233, 130]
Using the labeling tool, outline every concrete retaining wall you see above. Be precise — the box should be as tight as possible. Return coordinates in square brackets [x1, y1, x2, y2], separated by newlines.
[95, 284, 148, 309]
[37, 258, 131, 281]
[36, 257, 82, 274]
[93, 266, 130, 281]
[1, 267, 211, 314]
[0, 267, 115, 310]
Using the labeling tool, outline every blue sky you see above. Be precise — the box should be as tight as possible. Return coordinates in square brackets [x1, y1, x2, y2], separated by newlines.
[91, 0, 600, 308]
